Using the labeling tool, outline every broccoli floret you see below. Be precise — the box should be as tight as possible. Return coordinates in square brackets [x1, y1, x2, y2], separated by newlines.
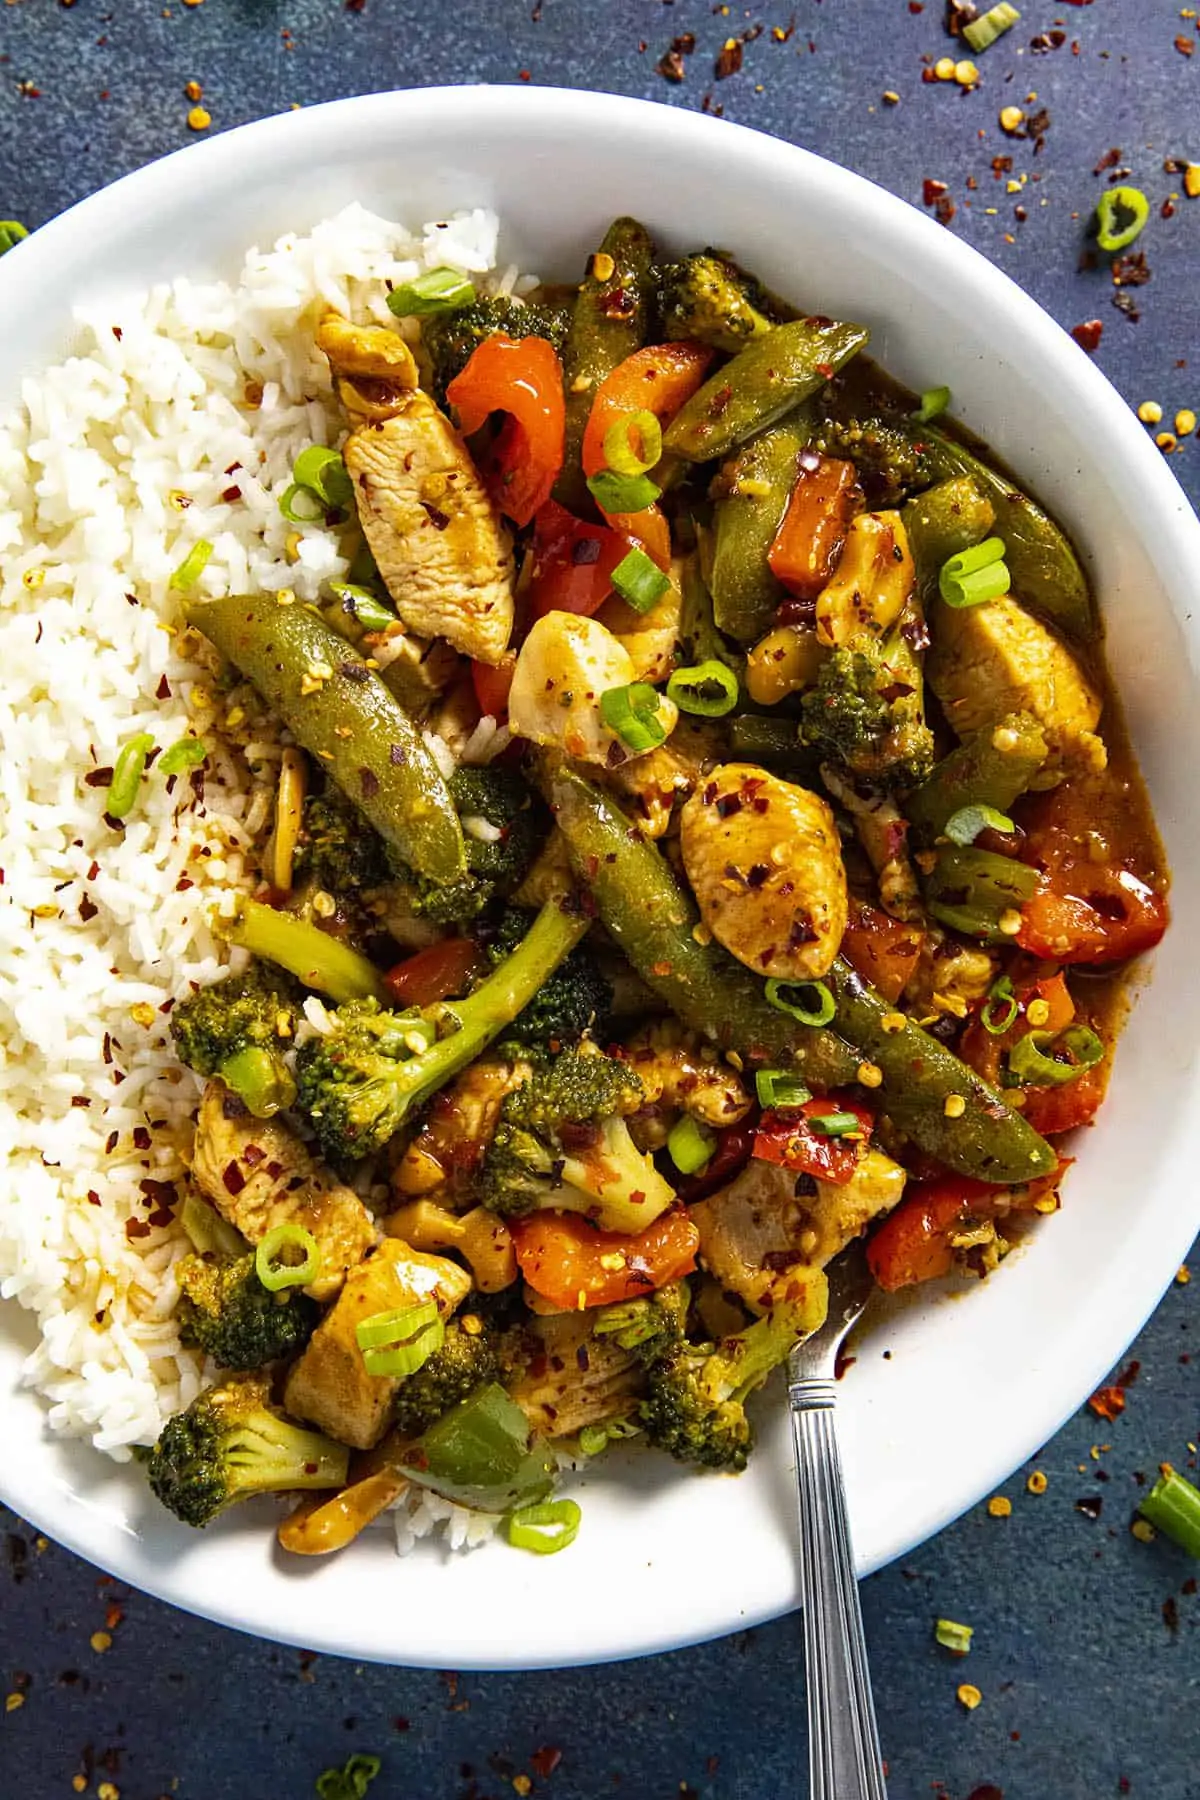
[176, 1252, 319, 1370]
[485, 906, 612, 1048]
[421, 295, 571, 407]
[292, 898, 587, 1162]
[815, 413, 933, 507]
[593, 1280, 691, 1357]
[477, 1046, 677, 1232]
[170, 961, 299, 1117]
[408, 768, 548, 926]
[637, 1310, 799, 1473]
[801, 642, 934, 791]
[391, 1319, 499, 1439]
[295, 788, 392, 897]
[657, 250, 776, 353]
[146, 1374, 348, 1527]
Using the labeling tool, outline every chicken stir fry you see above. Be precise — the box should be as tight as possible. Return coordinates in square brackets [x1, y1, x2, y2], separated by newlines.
[145, 217, 1167, 1558]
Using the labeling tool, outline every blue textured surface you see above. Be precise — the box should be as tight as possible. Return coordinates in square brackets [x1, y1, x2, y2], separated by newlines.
[1, 3, 1198, 1797]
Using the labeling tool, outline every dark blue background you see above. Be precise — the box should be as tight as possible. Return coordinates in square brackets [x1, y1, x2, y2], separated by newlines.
[1, 4, 1197, 1797]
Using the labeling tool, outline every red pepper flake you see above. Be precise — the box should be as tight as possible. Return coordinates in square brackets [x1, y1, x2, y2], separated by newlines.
[935, 194, 957, 227]
[1112, 251, 1151, 288]
[221, 484, 242, 503]
[1094, 147, 1122, 176]
[140, 1178, 176, 1210]
[104, 1131, 119, 1154]
[923, 178, 949, 205]
[154, 674, 171, 701]
[1116, 1359, 1140, 1388]
[1176, 36, 1194, 56]
[87, 1190, 101, 1207]
[658, 47, 686, 81]
[79, 894, 99, 922]
[1163, 1594, 1180, 1632]
[104, 1601, 124, 1631]
[124, 1218, 151, 1241]
[967, 1789, 1004, 1800]
[222, 1160, 246, 1196]
[85, 768, 114, 788]
[71, 1096, 91, 1109]
[132, 1126, 151, 1151]
[1071, 319, 1104, 352]
[1087, 1383, 1125, 1420]
[715, 38, 743, 79]
[531, 1748, 563, 1778]
[346, 0, 366, 10]
[360, 767, 380, 799]
[102, 1033, 113, 1066]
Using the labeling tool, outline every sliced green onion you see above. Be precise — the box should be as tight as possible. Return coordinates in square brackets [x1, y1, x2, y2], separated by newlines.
[1007, 1024, 1104, 1088]
[603, 409, 663, 478]
[981, 974, 1019, 1037]
[914, 384, 951, 423]
[1095, 185, 1151, 255]
[939, 537, 1011, 608]
[962, 2, 1020, 53]
[1138, 1468, 1200, 1558]
[278, 481, 326, 524]
[577, 1424, 611, 1457]
[755, 1069, 812, 1109]
[586, 469, 662, 516]
[219, 1044, 296, 1119]
[356, 1301, 440, 1351]
[316, 1753, 383, 1800]
[667, 1114, 716, 1175]
[0, 220, 29, 256]
[764, 977, 836, 1029]
[169, 538, 213, 592]
[386, 266, 476, 317]
[506, 1498, 582, 1556]
[806, 1110, 863, 1138]
[667, 659, 740, 718]
[157, 735, 207, 777]
[610, 546, 671, 614]
[328, 581, 398, 633]
[105, 732, 155, 820]
[361, 1313, 445, 1379]
[934, 1617, 975, 1655]
[255, 1222, 320, 1292]
[605, 1418, 642, 1440]
[600, 682, 669, 752]
[293, 445, 353, 509]
[944, 803, 1016, 846]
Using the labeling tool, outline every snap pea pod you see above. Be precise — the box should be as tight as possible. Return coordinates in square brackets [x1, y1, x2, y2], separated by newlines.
[543, 763, 1055, 1181]
[906, 710, 1048, 843]
[919, 424, 1097, 645]
[553, 216, 654, 515]
[727, 712, 822, 780]
[664, 318, 870, 465]
[826, 960, 1057, 1181]
[901, 476, 996, 605]
[924, 845, 1040, 942]
[186, 593, 466, 883]
[542, 761, 860, 1090]
[710, 410, 814, 643]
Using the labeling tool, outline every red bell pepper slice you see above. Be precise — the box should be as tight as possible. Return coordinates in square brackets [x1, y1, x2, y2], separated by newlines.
[527, 499, 633, 620]
[384, 938, 483, 1008]
[446, 333, 566, 527]
[752, 1097, 874, 1187]
[512, 1208, 699, 1310]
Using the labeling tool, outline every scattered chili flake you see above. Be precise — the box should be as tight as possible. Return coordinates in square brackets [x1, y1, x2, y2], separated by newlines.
[1074, 1494, 1103, 1519]
[1177, 1264, 1191, 1284]
[89, 1632, 112, 1654]
[1070, 319, 1104, 352]
[531, 1747, 563, 1778]
[923, 178, 949, 205]
[1176, 35, 1195, 55]
[1088, 1384, 1125, 1421]
[715, 37, 743, 78]
[1112, 251, 1151, 288]
[1163, 1595, 1181, 1632]
[124, 1218, 151, 1241]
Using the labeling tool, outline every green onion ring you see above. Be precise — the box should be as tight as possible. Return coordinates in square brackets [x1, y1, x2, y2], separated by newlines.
[666, 659, 740, 718]
[603, 409, 663, 478]
[666, 1114, 716, 1175]
[506, 1498, 582, 1556]
[255, 1222, 321, 1292]
[980, 974, 1019, 1037]
[944, 803, 1016, 846]
[1007, 1024, 1104, 1088]
[610, 546, 671, 614]
[755, 1069, 812, 1109]
[764, 977, 836, 1028]
[105, 732, 155, 821]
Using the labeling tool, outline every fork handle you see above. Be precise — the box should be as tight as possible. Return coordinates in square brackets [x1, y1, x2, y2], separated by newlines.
[789, 1377, 888, 1800]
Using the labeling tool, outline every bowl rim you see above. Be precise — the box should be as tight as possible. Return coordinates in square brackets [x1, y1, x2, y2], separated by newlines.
[1, 82, 1198, 1670]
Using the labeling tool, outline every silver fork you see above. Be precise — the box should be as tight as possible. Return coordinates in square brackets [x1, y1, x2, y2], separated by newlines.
[787, 1242, 888, 1800]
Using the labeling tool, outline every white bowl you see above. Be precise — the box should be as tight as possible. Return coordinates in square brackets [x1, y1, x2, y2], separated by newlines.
[1, 86, 1197, 1671]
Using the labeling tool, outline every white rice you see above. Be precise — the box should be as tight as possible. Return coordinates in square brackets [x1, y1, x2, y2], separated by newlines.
[0, 203, 512, 1556]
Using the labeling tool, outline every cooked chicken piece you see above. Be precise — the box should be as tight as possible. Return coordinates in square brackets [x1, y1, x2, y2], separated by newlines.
[679, 763, 848, 981]
[905, 936, 998, 1020]
[190, 1080, 375, 1301]
[820, 764, 923, 924]
[692, 1149, 904, 1318]
[317, 313, 514, 666]
[284, 1239, 471, 1451]
[506, 1310, 643, 1439]
[928, 594, 1105, 786]
[370, 629, 460, 717]
[621, 1020, 752, 1150]
[596, 566, 683, 685]
[690, 1159, 830, 1334]
[600, 716, 724, 839]
[508, 612, 678, 766]
[391, 1058, 529, 1201]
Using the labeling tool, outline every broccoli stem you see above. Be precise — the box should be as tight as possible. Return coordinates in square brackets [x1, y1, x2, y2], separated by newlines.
[228, 898, 386, 1003]
[390, 899, 589, 1117]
